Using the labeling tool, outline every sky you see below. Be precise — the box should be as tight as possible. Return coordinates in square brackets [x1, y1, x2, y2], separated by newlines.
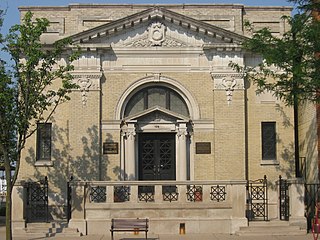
[1, 0, 296, 34]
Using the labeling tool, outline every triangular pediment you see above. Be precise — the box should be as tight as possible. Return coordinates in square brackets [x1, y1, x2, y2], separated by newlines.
[125, 106, 189, 122]
[69, 7, 247, 50]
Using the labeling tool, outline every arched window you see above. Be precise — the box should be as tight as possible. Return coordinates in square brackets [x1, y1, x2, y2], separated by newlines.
[124, 86, 189, 117]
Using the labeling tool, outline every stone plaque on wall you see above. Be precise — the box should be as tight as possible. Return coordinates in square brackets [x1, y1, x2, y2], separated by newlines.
[196, 142, 211, 154]
[103, 142, 119, 154]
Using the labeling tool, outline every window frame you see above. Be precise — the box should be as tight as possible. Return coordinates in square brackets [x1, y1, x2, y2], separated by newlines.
[261, 122, 277, 161]
[124, 86, 189, 117]
[36, 123, 52, 162]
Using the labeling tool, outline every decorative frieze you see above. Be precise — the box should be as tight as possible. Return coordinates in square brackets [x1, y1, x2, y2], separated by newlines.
[211, 73, 244, 105]
[122, 36, 188, 48]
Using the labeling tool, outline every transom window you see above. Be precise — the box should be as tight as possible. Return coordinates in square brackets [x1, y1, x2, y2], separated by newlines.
[124, 86, 189, 117]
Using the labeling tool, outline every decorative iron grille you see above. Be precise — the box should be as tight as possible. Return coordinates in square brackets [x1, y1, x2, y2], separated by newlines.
[114, 186, 130, 202]
[246, 175, 268, 221]
[187, 185, 202, 202]
[67, 176, 73, 222]
[138, 186, 155, 202]
[210, 185, 226, 202]
[90, 186, 106, 203]
[279, 175, 290, 221]
[25, 176, 48, 222]
[162, 185, 179, 202]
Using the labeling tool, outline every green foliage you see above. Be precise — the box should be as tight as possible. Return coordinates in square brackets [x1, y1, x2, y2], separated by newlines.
[229, 5, 320, 105]
[0, 10, 78, 239]
[5, 11, 78, 139]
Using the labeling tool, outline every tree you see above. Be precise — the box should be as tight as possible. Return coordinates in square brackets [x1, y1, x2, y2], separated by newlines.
[229, 0, 320, 178]
[0, 11, 78, 239]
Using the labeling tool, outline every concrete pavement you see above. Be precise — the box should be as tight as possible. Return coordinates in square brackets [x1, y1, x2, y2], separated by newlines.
[0, 217, 314, 240]
[0, 226, 315, 240]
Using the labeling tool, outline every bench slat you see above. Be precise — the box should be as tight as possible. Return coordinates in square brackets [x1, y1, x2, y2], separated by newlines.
[110, 218, 148, 240]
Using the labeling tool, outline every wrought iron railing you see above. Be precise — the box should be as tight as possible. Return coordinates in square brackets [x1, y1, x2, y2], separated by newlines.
[85, 181, 232, 204]
[279, 175, 290, 221]
[246, 175, 268, 221]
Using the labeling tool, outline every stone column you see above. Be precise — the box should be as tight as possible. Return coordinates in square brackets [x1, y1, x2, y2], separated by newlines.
[123, 121, 137, 180]
[288, 178, 307, 229]
[230, 181, 248, 234]
[11, 182, 25, 230]
[177, 121, 188, 180]
[68, 181, 87, 235]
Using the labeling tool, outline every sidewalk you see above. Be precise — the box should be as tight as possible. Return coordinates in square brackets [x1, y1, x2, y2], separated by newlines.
[0, 225, 314, 240]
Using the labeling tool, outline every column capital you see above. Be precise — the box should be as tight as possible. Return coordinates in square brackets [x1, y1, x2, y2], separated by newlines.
[121, 121, 137, 140]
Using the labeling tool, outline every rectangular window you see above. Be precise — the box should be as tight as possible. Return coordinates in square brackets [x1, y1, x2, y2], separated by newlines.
[261, 122, 276, 160]
[36, 123, 52, 161]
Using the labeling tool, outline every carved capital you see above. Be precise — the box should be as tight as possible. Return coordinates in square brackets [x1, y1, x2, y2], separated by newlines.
[177, 128, 188, 140]
[122, 129, 136, 140]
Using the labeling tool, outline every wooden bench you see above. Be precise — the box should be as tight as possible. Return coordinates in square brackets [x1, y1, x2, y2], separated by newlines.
[110, 218, 149, 240]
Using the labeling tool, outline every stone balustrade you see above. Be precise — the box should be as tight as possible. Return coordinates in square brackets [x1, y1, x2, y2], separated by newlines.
[68, 180, 248, 235]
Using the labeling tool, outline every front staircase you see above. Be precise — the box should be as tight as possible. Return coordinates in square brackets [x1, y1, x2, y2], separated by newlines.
[236, 220, 306, 236]
[13, 221, 81, 238]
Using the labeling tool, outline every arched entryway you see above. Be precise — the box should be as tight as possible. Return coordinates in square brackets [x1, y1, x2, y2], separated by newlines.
[117, 76, 199, 181]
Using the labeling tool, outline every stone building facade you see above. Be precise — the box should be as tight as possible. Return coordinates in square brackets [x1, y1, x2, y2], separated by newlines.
[12, 4, 312, 236]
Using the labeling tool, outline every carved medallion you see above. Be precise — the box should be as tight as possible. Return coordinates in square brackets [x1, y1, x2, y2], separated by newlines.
[148, 22, 166, 46]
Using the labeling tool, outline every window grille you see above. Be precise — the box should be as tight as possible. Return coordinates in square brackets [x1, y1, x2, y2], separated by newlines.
[124, 86, 189, 117]
[261, 122, 276, 160]
[36, 123, 52, 161]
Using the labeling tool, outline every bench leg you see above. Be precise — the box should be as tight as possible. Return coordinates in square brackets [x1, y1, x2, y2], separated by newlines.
[146, 231, 148, 240]
[111, 231, 114, 240]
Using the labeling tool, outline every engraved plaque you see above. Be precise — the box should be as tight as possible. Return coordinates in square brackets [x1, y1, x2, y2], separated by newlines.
[196, 142, 211, 154]
[103, 142, 118, 154]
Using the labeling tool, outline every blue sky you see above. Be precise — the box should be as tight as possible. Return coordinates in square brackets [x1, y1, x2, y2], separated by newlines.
[1, 0, 296, 34]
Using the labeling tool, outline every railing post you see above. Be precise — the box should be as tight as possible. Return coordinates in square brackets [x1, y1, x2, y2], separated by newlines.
[131, 184, 138, 203]
[11, 181, 25, 231]
[155, 185, 162, 202]
[107, 185, 113, 203]
[68, 181, 87, 235]
[203, 184, 211, 203]
[230, 182, 247, 233]
[288, 178, 307, 230]
[178, 184, 187, 203]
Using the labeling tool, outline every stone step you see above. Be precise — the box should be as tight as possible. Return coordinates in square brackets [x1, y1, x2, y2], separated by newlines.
[248, 220, 291, 227]
[13, 221, 81, 238]
[236, 224, 306, 236]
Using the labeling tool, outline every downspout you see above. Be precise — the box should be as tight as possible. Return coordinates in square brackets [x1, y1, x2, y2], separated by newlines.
[244, 77, 249, 181]
[99, 53, 103, 181]
[294, 97, 301, 178]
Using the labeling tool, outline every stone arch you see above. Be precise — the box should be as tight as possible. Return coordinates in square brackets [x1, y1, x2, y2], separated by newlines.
[115, 75, 200, 120]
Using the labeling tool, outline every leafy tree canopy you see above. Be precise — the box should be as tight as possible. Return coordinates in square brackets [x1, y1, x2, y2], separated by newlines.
[230, 0, 320, 105]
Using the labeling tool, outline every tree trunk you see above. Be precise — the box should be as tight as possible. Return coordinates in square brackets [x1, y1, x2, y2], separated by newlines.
[4, 159, 12, 240]
[5, 178, 12, 240]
